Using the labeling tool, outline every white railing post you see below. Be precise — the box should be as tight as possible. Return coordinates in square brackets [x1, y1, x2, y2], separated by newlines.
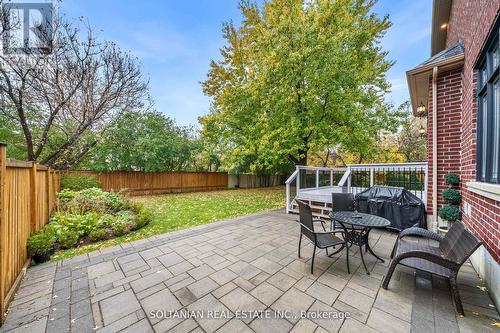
[330, 170, 333, 186]
[347, 167, 352, 193]
[370, 168, 374, 187]
[315, 169, 319, 188]
[286, 182, 290, 213]
[285, 168, 299, 214]
[296, 166, 300, 191]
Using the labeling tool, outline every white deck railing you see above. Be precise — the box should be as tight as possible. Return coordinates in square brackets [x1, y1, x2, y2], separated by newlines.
[285, 162, 428, 213]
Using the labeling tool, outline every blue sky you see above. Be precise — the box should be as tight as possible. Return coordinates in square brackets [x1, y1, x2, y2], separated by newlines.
[60, 0, 432, 126]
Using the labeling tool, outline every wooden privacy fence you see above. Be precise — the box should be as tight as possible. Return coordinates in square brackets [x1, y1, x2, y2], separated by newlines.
[228, 174, 286, 188]
[0, 144, 60, 322]
[68, 170, 229, 195]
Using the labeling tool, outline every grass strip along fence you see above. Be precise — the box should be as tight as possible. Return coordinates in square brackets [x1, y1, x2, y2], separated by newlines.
[0, 144, 61, 322]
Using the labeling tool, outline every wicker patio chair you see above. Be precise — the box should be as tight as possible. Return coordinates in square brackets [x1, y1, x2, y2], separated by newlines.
[297, 200, 350, 274]
[331, 193, 363, 229]
[382, 222, 481, 315]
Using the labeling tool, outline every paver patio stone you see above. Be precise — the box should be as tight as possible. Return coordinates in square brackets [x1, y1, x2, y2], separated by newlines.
[271, 288, 315, 324]
[306, 281, 340, 306]
[70, 298, 91, 320]
[250, 282, 284, 306]
[186, 294, 232, 333]
[333, 300, 369, 323]
[339, 318, 379, 333]
[219, 288, 266, 323]
[249, 316, 293, 333]
[87, 262, 116, 279]
[71, 312, 93, 333]
[167, 318, 198, 333]
[232, 277, 255, 292]
[209, 268, 238, 285]
[188, 264, 216, 280]
[374, 289, 413, 322]
[367, 308, 411, 333]
[158, 252, 184, 267]
[216, 318, 253, 333]
[267, 271, 298, 291]
[140, 288, 182, 324]
[307, 300, 345, 333]
[187, 277, 219, 298]
[251, 257, 282, 275]
[0, 210, 498, 333]
[337, 287, 375, 314]
[99, 290, 140, 326]
[94, 271, 125, 288]
[174, 287, 198, 306]
[290, 318, 318, 333]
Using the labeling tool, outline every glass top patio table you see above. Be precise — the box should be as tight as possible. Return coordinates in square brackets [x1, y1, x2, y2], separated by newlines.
[329, 211, 390, 274]
[329, 211, 391, 228]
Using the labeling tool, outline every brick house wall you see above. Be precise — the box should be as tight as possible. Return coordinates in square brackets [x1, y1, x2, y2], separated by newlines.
[427, 0, 500, 263]
[426, 69, 462, 213]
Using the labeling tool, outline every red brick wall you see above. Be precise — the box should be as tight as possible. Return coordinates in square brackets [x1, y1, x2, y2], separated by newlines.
[426, 69, 462, 214]
[441, 0, 499, 263]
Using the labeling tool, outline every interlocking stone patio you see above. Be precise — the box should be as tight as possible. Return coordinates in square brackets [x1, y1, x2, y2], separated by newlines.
[1, 210, 498, 333]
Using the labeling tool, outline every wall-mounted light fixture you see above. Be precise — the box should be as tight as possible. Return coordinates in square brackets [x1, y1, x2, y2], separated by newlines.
[441, 23, 447, 29]
[416, 101, 427, 117]
[418, 124, 427, 137]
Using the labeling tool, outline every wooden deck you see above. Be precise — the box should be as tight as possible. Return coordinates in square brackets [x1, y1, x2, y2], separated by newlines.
[292, 186, 348, 217]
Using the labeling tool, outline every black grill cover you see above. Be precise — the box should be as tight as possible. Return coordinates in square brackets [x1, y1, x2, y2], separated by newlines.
[355, 186, 426, 230]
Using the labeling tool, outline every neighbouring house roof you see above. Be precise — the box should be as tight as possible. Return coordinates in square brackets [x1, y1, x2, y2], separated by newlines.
[406, 41, 464, 115]
[431, 0, 452, 55]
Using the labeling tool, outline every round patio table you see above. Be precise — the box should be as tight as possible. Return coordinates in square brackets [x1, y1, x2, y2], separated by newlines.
[329, 211, 390, 275]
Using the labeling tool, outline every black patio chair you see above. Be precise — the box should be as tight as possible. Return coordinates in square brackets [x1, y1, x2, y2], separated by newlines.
[297, 200, 350, 274]
[382, 222, 481, 315]
[331, 193, 363, 245]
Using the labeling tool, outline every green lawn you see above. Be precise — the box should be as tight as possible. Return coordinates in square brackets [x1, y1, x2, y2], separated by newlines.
[51, 187, 285, 260]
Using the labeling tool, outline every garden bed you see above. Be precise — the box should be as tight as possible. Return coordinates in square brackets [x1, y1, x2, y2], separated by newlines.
[28, 188, 152, 263]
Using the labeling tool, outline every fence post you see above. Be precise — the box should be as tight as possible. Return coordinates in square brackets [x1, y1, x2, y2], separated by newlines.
[370, 168, 374, 187]
[30, 162, 38, 231]
[0, 143, 6, 321]
[315, 169, 319, 188]
[46, 167, 51, 216]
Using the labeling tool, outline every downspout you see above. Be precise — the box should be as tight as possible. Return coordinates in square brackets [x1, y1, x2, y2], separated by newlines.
[432, 66, 438, 231]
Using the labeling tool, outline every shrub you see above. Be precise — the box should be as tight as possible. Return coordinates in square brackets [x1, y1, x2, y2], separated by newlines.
[56, 189, 77, 205]
[442, 188, 461, 204]
[444, 173, 460, 185]
[110, 211, 135, 236]
[61, 173, 101, 191]
[58, 188, 128, 214]
[439, 205, 461, 222]
[132, 207, 153, 230]
[27, 229, 56, 255]
[58, 231, 79, 249]
[98, 214, 117, 228]
[51, 212, 100, 238]
[89, 228, 112, 242]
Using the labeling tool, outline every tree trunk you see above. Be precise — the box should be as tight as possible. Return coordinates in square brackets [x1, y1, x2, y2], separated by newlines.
[296, 153, 307, 166]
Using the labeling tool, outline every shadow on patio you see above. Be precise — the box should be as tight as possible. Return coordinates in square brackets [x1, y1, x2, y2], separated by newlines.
[0, 210, 498, 333]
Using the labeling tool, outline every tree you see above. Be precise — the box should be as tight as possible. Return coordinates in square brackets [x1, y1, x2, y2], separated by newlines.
[201, 0, 400, 174]
[82, 111, 199, 172]
[397, 101, 427, 162]
[0, 16, 149, 168]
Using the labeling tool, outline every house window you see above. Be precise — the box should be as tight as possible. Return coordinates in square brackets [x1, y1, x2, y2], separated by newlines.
[477, 30, 500, 184]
